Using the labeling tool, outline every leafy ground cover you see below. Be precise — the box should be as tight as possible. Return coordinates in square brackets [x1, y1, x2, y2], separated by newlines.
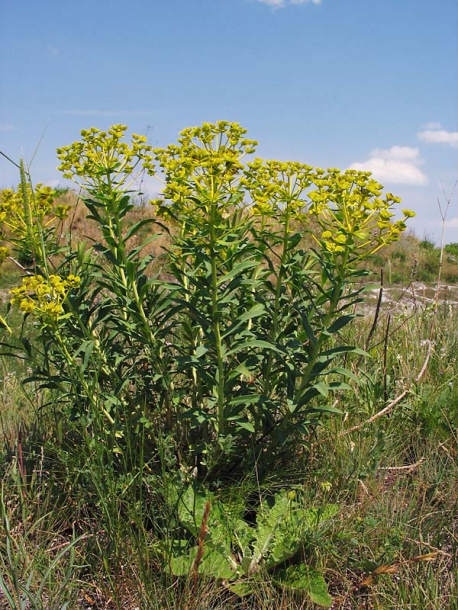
[0, 122, 457, 609]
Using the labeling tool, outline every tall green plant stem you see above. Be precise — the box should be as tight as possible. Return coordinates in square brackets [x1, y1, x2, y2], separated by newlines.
[262, 210, 291, 397]
[208, 186, 226, 438]
[100, 185, 173, 423]
[100, 184, 157, 347]
[19, 160, 49, 273]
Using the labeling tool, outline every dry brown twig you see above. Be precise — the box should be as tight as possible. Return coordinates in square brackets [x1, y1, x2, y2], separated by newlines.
[379, 457, 425, 472]
[192, 500, 211, 589]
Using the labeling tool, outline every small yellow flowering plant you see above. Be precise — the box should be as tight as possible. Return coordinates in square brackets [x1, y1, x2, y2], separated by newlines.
[0, 163, 71, 266]
[152, 121, 257, 227]
[0, 122, 417, 605]
[242, 159, 315, 220]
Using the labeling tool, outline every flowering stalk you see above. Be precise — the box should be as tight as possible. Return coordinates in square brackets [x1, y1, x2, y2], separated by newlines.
[58, 125, 158, 341]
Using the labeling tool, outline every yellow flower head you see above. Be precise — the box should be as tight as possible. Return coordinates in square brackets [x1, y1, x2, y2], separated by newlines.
[10, 273, 80, 322]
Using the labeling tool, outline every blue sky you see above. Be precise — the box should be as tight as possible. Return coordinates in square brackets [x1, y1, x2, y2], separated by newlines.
[1, 0, 457, 241]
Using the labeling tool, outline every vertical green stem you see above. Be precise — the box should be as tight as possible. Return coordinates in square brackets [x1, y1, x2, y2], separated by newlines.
[100, 187, 157, 346]
[19, 160, 48, 273]
[53, 327, 115, 425]
[208, 190, 226, 438]
[262, 210, 290, 397]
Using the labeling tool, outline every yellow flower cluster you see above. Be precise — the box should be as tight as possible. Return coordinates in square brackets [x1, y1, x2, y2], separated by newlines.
[0, 184, 68, 240]
[153, 121, 258, 218]
[307, 168, 415, 259]
[57, 121, 414, 265]
[57, 125, 155, 192]
[10, 274, 81, 320]
[242, 159, 315, 218]
[150, 122, 413, 259]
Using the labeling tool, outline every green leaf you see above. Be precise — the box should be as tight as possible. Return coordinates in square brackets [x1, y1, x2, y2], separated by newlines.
[195, 344, 208, 358]
[169, 517, 236, 579]
[328, 381, 352, 391]
[226, 339, 284, 358]
[169, 542, 194, 576]
[236, 303, 265, 324]
[178, 486, 213, 538]
[72, 340, 94, 370]
[216, 259, 258, 286]
[227, 363, 254, 381]
[228, 394, 259, 406]
[319, 345, 367, 359]
[313, 382, 329, 398]
[327, 366, 360, 383]
[298, 313, 318, 349]
[360, 282, 382, 293]
[221, 304, 265, 339]
[268, 532, 302, 567]
[225, 580, 254, 597]
[124, 217, 155, 241]
[326, 314, 355, 334]
[198, 541, 238, 579]
[235, 420, 255, 433]
[302, 504, 339, 526]
[250, 492, 297, 573]
[310, 404, 343, 414]
[273, 565, 332, 607]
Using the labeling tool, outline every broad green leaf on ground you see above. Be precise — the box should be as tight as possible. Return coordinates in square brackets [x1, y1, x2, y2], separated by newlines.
[273, 564, 333, 607]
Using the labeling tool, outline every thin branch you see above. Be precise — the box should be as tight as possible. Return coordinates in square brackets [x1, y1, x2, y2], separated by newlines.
[7, 256, 33, 275]
[379, 457, 425, 471]
[435, 180, 457, 308]
[0, 149, 21, 169]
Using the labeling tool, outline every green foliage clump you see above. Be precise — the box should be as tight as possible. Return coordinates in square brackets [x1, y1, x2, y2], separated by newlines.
[444, 242, 458, 258]
[0, 121, 417, 605]
[26, 121, 411, 477]
[167, 484, 337, 605]
[419, 237, 436, 252]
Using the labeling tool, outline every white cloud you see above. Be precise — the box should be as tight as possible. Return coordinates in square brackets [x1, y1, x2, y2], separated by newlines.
[0, 124, 15, 132]
[418, 128, 458, 148]
[349, 146, 428, 186]
[372, 145, 420, 161]
[444, 217, 458, 229]
[61, 109, 151, 117]
[256, 0, 321, 8]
